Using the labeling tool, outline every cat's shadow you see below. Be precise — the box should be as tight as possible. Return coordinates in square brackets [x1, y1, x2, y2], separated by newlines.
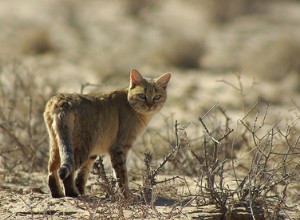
[154, 197, 191, 207]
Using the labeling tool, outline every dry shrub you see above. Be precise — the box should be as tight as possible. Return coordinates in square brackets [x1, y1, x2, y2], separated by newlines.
[123, 0, 158, 18]
[0, 62, 295, 218]
[201, 0, 271, 24]
[182, 101, 299, 218]
[241, 36, 300, 81]
[0, 61, 58, 172]
[153, 35, 206, 69]
[134, 100, 300, 218]
[21, 29, 56, 55]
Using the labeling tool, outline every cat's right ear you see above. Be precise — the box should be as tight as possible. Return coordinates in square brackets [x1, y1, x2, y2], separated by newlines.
[156, 72, 171, 89]
[130, 69, 144, 88]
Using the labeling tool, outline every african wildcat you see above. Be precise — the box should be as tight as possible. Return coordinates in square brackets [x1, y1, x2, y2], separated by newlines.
[44, 69, 171, 198]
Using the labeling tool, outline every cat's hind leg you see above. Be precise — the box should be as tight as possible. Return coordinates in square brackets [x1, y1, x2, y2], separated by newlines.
[62, 172, 78, 197]
[48, 175, 63, 198]
[75, 155, 97, 195]
[48, 153, 64, 198]
[47, 125, 64, 198]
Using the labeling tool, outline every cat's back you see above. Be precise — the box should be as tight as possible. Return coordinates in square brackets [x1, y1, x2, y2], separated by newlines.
[45, 89, 129, 116]
[44, 88, 149, 138]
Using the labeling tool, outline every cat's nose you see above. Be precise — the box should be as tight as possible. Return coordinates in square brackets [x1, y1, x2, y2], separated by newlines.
[146, 102, 154, 108]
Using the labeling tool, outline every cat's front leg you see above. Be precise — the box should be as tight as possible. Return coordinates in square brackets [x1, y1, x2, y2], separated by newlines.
[110, 145, 140, 202]
[110, 148, 129, 193]
[110, 147, 139, 200]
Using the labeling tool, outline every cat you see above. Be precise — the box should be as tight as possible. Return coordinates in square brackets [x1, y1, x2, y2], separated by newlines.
[44, 69, 171, 198]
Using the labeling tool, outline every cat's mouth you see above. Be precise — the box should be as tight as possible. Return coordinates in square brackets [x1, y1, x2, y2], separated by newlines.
[131, 103, 161, 114]
[145, 105, 161, 112]
[139, 105, 159, 114]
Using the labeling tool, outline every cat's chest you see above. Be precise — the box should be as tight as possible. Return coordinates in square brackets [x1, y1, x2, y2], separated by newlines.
[90, 114, 150, 155]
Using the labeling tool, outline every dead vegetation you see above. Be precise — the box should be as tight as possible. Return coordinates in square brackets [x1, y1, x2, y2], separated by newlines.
[21, 29, 56, 55]
[153, 35, 206, 69]
[1, 62, 299, 218]
[0, 61, 58, 173]
[241, 36, 300, 81]
[201, 0, 271, 24]
[134, 100, 299, 219]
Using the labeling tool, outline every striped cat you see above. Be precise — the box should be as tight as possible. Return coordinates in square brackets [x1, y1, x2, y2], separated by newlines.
[44, 69, 171, 198]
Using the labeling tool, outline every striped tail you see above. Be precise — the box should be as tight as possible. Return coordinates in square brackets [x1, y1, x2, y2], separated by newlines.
[53, 113, 74, 180]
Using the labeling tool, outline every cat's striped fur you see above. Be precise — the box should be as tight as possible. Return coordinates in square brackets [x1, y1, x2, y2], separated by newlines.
[44, 69, 171, 198]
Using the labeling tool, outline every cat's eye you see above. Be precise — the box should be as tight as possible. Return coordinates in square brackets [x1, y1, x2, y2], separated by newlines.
[154, 95, 161, 101]
[138, 93, 146, 99]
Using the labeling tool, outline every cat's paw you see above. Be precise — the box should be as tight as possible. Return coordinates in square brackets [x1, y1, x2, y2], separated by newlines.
[65, 188, 79, 197]
[123, 190, 141, 203]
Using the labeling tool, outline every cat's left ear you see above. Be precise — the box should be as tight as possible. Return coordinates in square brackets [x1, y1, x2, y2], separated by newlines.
[156, 73, 171, 89]
[130, 69, 145, 89]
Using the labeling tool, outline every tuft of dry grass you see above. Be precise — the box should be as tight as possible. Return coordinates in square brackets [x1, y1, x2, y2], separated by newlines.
[0, 61, 58, 172]
[241, 36, 300, 81]
[123, 0, 158, 18]
[1, 100, 299, 219]
[1, 61, 299, 219]
[201, 0, 271, 24]
[153, 35, 206, 69]
[87, 98, 300, 219]
[21, 29, 56, 55]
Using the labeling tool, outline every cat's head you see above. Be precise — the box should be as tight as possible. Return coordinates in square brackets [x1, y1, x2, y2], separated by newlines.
[128, 69, 171, 115]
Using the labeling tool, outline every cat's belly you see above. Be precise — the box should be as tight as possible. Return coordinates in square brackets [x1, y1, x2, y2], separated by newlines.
[91, 145, 108, 156]
[90, 138, 112, 156]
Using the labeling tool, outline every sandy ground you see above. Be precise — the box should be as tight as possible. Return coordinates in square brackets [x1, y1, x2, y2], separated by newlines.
[1, 170, 299, 219]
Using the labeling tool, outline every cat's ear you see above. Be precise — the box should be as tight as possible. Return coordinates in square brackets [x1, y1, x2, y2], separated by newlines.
[156, 73, 171, 89]
[130, 69, 144, 88]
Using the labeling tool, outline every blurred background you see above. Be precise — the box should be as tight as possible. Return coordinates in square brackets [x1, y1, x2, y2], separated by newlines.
[0, 0, 300, 172]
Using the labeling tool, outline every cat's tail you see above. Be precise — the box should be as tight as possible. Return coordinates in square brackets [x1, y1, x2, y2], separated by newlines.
[53, 113, 74, 180]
